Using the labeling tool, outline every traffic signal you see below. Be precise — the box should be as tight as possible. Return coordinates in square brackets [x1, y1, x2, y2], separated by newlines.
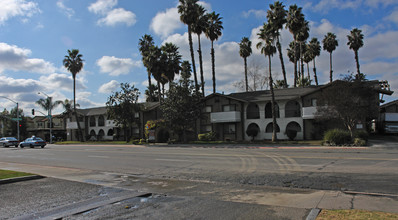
[32, 109, 35, 115]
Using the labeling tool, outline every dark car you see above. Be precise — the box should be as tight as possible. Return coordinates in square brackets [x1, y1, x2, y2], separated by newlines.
[19, 137, 46, 148]
[0, 137, 19, 147]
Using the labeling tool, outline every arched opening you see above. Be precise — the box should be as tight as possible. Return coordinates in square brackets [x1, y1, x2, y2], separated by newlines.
[246, 123, 260, 140]
[246, 103, 260, 119]
[265, 102, 280, 118]
[265, 122, 280, 133]
[98, 115, 105, 126]
[89, 130, 96, 141]
[98, 129, 105, 140]
[286, 121, 302, 140]
[107, 129, 114, 136]
[285, 100, 301, 117]
[89, 116, 96, 127]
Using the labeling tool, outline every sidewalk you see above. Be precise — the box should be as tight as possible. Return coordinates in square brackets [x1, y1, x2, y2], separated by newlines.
[1, 162, 397, 219]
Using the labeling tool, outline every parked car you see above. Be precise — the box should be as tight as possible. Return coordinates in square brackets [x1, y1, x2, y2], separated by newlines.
[0, 137, 19, 147]
[19, 137, 46, 148]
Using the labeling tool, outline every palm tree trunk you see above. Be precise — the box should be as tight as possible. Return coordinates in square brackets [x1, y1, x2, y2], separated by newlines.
[313, 58, 318, 86]
[73, 77, 85, 142]
[300, 42, 304, 86]
[244, 57, 248, 92]
[157, 81, 161, 103]
[293, 39, 298, 87]
[276, 36, 287, 87]
[188, 26, 198, 91]
[268, 55, 277, 142]
[307, 62, 310, 80]
[197, 34, 205, 96]
[355, 50, 360, 79]
[211, 41, 216, 94]
[147, 70, 152, 100]
[329, 52, 333, 83]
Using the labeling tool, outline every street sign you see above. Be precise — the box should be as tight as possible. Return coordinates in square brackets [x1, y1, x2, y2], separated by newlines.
[12, 118, 21, 121]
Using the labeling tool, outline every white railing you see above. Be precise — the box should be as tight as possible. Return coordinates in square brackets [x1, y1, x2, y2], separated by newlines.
[302, 107, 317, 119]
[210, 111, 241, 123]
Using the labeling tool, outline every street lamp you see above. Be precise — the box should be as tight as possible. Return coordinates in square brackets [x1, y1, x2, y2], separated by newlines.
[0, 96, 19, 141]
[38, 92, 53, 144]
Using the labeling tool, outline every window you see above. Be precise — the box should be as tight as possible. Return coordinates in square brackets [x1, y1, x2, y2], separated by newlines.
[223, 105, 236, 112]
[37, 122, 43, 128]
[265, 102, 280, 118]
[201, 125, 212, 133]
[107, 129, 114, 136]
[224, 124, 236, 134]
[98, 115, 105, 126]
[89, 116, 96, 127]
[134, 112, 140, 118]
[285, 100, 301, 117]
[311, 99, 317, 106]
[203, 106, 212, 113]
[247, 103, 260, 119]
[133, 128, 139, 134]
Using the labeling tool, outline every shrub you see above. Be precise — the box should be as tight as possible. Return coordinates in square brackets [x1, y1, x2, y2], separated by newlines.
[323, 129, 351, 146]
[198, 132, 216, 141]
[353, 130, 369, 141]
[353, 138, 366, 146]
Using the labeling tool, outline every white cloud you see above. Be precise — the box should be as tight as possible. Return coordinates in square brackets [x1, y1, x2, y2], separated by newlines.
[98, 80, 119, 94]
[96, 56, 139, 76]
[0, 0, 40, 25]
[242, 9, 267, 19]
[39, 73, 86, 92]
[0, 42, 55, 74]
[385, 8, 398, 24]
[88, 0, 117, 15]
[56, 0, 74, 19]
[97, 8, 136, 27]
[88, 0, 136, 27]
[150, 7, 182, 38]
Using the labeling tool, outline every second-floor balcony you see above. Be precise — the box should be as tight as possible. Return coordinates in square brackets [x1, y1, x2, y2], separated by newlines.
[302, 107, 317, 119]
[383, 112, 398, 121]
[210, 111, 241, 123]
[66, 121, 85, 129]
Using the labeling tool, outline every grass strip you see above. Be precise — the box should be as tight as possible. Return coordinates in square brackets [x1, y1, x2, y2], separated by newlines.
[317, 209, 398, 220]
[0, 169, 34, 180]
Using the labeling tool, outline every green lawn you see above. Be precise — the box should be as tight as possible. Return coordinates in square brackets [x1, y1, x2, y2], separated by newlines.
[0, 169, 34, 180]
[317, 209, 398, 220]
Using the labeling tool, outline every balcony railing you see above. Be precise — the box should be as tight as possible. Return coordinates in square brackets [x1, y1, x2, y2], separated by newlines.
[210, 111, 241, 123]
[66, 122, 85, 129]
[384, 113, 398, 121]
[302, 107, 317, 119]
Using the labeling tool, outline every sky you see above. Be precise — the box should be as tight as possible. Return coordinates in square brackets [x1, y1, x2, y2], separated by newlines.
[0, 0, 398, 116]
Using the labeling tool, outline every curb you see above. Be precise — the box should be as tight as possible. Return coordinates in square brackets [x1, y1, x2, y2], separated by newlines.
[306, 208, 321, 220]
[0, 175, 45, 185]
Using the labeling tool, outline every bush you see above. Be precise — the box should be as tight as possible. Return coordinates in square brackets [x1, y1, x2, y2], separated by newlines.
[323, 129, 351, 146]
[354, 130, 369, 141]
[353, 138, 366, 146]
[198, 132, 216, 141]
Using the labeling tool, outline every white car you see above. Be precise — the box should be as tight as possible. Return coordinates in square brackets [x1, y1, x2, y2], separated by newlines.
[0, 137, 19, 148]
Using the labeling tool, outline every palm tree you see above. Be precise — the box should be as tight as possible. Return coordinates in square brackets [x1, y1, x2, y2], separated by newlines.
[303, 43, 312, 81]
[267, 1, 288, 87]
[322, 32, 339, 83]
[139, 34, 155, 100]
[239, 37, 252, 92]
[180, 60, 192, 88]
[161, 42, 182, 86]
[36, 96, 62, 128]
[205, 11, 223, 94]
[60, 99, 79, 114]
[286, 4, 305, 87]
[146, 45, 164, 102]
[192, 5, 207, 95]
[257, 23, 278, 142]
[347, 28, 364, 80]
[63, 49, 85, 141]
[308, 38, 321, 85]
[178, 0, 199, 91]
[296, 20, 309, 84]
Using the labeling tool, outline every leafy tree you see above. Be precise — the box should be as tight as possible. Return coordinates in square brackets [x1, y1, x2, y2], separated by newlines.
[322, 32, 339, 83]
[178, 0, 200, 91]
[63, 49, 85, 141]
[160, 76, 202, 143]
[316, 80, 378, 138]
[205, 11, 223, 94]
[257, 22, 278, 142]
[238, 37, 252, 92]
[286, 4, 305, 87]
[308, 38, 321, 85]
[347, 28, 364, 79]
[267, 1, 288, 87]
[139, 34, 155, 100]
[106, 83, 140, 142]
[233, 60, 269, 91]
[145, 84, 159, 102]
[192, 4, 208, 95]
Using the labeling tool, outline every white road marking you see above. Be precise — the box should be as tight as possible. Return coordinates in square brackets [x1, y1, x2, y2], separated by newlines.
[155, 159, 189, 162]
[88, 155, 109, 158]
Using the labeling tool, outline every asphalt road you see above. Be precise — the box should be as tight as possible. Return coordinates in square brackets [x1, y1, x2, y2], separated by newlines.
[1, 139, 398, 219]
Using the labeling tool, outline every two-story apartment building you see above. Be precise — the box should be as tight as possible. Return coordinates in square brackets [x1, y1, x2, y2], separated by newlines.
[27, 115, 66, 141]
[379, 100, 398, 133]
[65, 102, 160, 141]
[199, 80, 392, 141]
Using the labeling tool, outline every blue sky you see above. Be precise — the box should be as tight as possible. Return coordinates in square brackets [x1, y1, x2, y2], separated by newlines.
[0, 0, 398, 115]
